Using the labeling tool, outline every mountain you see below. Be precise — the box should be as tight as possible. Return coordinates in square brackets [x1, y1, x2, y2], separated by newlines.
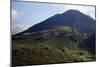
[18, 9, 95, 35]
[12, 10, 96, 66]
[13, 9, 96, 53]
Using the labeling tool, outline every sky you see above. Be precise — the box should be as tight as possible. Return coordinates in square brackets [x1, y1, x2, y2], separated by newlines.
[11, 1, 95, 35]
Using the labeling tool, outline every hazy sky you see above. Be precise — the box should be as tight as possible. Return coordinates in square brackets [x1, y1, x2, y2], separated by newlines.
[12, 1, 95, 34]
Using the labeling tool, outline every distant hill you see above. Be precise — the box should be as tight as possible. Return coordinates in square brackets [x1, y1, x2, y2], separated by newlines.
[17, 9, 95, 35]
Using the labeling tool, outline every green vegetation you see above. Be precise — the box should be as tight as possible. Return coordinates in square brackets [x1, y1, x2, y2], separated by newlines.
[12, 37, 95, 66]
[12, 44, 95, 66]
[12, 26, 95, 66]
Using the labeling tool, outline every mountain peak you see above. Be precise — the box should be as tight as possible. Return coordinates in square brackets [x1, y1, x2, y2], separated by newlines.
[63, 9, 82, 14]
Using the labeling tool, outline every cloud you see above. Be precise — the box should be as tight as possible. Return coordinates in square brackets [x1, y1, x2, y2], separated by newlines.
[11, 10, 24, 21]
[11, 10, 25, 34]
[12, 10, 18, 21]
[11, 24, 31, 35]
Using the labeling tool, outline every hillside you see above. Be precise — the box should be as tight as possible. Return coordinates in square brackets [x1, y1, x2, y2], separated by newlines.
[12, 26, 96, 66]
[12, 44, 95, 66]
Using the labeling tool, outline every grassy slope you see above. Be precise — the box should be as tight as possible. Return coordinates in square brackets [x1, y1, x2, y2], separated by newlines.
[12, 26, 95, 66]
[12, 37, 95, 66]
